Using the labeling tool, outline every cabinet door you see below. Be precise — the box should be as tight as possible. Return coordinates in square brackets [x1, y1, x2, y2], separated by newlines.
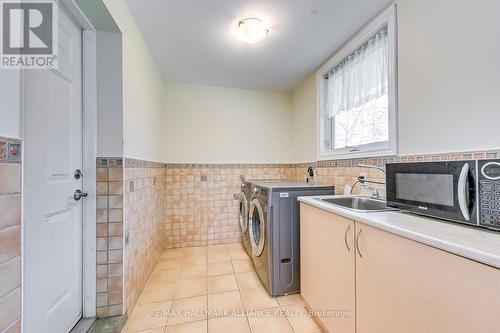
[355, 223, 500, 333]
[300, 203, 355, 333]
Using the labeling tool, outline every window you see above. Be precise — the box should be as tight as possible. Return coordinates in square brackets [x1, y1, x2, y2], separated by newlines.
[317, 5, 397, 160]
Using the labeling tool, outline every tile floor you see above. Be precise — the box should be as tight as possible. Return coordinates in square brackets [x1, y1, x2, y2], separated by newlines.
[121, 243, 322, 333]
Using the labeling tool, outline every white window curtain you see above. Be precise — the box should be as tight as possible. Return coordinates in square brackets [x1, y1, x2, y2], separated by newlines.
[325, 28, 389, 119]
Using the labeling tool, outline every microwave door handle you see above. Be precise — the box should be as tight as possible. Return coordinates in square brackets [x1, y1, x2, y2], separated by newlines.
[458, 163, 470, 221]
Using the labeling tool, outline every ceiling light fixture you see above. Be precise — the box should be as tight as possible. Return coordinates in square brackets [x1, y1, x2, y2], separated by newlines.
[235, 18, 269, 44]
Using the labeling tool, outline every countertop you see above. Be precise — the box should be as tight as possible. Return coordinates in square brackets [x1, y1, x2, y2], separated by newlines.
[298, 195, 500, 269]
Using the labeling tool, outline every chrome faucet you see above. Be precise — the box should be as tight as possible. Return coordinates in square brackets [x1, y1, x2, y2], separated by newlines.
[361, 183, 381, 199]
[356, 164, 386, 174]
[351, 164, 386, 199]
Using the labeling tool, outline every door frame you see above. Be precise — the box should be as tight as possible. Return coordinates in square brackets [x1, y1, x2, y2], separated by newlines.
[20, 0, 98, 324]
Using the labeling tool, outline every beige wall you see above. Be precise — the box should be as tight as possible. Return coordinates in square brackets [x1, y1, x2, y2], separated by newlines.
[291, 74, 317, 163]
[163, 84, 293, 164]
[103, 0, 164, 162]
[292, 0, 500, 160]
[97, 31, 124, 157]
[396, 0, 500, 155]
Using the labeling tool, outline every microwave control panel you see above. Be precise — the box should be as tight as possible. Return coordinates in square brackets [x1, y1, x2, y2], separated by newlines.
[478, 159, 500, 230]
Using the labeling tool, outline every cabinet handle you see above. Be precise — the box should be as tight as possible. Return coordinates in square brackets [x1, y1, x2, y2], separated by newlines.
[344, 225, 351, 252]
[356, 229, 363, 258]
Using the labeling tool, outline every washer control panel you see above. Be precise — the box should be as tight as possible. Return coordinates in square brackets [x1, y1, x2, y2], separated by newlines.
[478, 160, 500, 230]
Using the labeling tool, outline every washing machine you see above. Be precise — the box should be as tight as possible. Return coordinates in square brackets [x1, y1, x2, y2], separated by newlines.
[239, 179, 281, 258]
[248, 182, 335, 296]
[238, 181, 252, 258]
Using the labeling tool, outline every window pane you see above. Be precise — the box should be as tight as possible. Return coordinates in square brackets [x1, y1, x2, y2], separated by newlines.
[333, 94, 389, 149]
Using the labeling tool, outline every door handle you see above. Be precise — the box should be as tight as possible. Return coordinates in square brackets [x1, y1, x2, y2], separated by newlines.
[344, 225, 351, 252]
[356, 229, 363, 258]
[457, 163, 470, 221]
[74, 190, 88, 201]
[74, 169, 83, 179]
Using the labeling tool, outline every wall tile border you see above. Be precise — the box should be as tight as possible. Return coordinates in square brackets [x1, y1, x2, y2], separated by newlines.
[97, 157, 123, 168]
[298, 149, 500, 168]
[92, 149, 500, 172]
[124, 158, 165, 169]
[116, 149, 500, 171]
[0, 137, 22, 163]
[164, 163, 294, 169]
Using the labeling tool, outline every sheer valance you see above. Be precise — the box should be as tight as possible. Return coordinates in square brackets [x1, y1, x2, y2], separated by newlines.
[325, 28, 389, 118]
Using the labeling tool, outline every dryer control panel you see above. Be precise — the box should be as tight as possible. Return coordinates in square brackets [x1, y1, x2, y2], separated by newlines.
[478, 159, 500, 230]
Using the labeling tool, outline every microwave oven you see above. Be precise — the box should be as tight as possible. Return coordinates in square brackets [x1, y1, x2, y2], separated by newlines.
[386, 160, 500, 231]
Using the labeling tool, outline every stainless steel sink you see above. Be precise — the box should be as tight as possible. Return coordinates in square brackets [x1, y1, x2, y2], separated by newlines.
[316, 196, 398, 212]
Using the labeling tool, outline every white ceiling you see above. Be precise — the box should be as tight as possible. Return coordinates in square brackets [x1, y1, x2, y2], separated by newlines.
[125, 0, 393, 91]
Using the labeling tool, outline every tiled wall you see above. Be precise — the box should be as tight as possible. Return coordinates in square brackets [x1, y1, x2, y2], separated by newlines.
[96, 158, 125, 318]
[95, 149, 500, 317]
[123, 159, 165, 316]
[164, 165, 294, 248]
[163, 149, 500, 249]
[0, 138, 22, 333]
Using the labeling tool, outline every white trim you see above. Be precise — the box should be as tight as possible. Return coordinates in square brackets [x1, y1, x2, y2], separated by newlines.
[60, 0, 95, 31]
[59, 0, 98, 319]
[316, 4, 398, 161]
[58, 0, 98, 318]
[82, 30, 97, 318]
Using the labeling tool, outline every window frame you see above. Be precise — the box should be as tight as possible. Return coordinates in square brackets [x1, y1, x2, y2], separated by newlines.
[316, 4, 398, 160]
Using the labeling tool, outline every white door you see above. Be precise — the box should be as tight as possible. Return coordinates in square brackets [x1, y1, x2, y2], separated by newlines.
[24, 4, 84, 333]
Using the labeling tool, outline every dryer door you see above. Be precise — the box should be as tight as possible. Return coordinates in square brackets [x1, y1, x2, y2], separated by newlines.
[249, 198, 266, 257]
[238, 192, 249, 234]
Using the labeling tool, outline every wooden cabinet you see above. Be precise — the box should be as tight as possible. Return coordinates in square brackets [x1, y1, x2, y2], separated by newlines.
[300, 203, 355, 333]
[355, 224, 500, 333]
[300, 202, 500, 333]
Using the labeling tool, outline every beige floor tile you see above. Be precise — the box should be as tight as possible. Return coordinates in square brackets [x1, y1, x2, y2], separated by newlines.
[228, 249, 249, 260]
[123, 301, 171, 332]
[178, 264, 206, 280]
[208, 316, 250, 333]
[136, 328, 165, 333]
[226, 243, 244, 251]
[174, 278, 207, 299]
[235, 272, 262, 290]
[167, 295, 207, 326]
[207, 244, 228, 251]
[207, 274, 238, 294]
[207, 252, 231, 264]
[207, 262, 233, 277]
[282, 305, 322, 333]
[182, 247, 207, 256]
[182, 255, 207, 266]
[156, 258, 183, 270]
[208, 290, 245, 318]
[149, 267, 180, 284]
[231, 260, 253, 273]
[164, 320, 207, 333]
[276, 293, 307, 308]
[240, 288, 279, 311]
[247, 311, 294, 333]
[161, 250, 186, 259]
[138, 281, 176, 304]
